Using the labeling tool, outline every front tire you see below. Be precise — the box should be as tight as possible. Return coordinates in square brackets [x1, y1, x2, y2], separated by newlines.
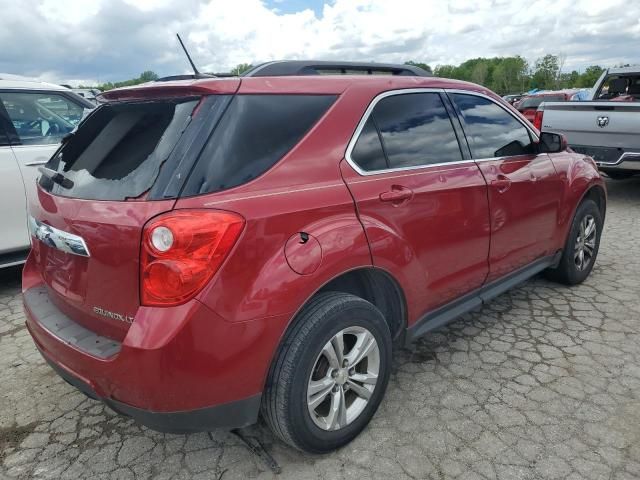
[262, 292, 392, 453]
[545, 199, 603, 285]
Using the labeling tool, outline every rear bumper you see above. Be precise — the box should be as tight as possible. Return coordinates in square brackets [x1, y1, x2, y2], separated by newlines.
[39, 347, 260, 433]
[571, 145, 640, 172]
[22, 256, 291, 432]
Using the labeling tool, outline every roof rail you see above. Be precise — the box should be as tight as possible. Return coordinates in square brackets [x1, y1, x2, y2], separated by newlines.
[243, 60, 432, 78]
[155, 73, 216, 82]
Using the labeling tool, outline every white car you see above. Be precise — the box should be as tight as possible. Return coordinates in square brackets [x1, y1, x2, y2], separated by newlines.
[0, 74, 94, 267]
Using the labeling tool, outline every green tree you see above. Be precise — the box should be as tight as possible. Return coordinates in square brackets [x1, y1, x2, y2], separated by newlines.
[233, 63, 254, 75]
[531, 54, 559, 90]
[577, 66, 604, 88]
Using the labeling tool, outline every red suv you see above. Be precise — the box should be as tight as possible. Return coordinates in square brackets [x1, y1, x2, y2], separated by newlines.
[23, 61, 606, 453]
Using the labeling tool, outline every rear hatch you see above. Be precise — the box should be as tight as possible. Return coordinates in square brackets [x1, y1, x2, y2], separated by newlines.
[29, 80, 239, 341]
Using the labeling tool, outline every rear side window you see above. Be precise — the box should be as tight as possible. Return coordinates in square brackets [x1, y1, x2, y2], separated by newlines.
[450, 93, 535, 159]
[41, 98, 199, 200]
[350, 92, 462, 172]
[374, 93, 462, 168]
[183, 94, 336, 195]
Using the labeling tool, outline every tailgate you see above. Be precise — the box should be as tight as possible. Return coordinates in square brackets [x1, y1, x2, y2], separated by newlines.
[541, 102, 640, 149]
[29, 188, 174, 341]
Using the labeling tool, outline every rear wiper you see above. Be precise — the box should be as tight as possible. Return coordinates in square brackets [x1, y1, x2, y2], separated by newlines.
[38, 166, 74, 189]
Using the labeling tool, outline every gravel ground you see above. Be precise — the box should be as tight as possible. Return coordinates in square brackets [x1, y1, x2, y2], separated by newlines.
[1, 177, 639, 480]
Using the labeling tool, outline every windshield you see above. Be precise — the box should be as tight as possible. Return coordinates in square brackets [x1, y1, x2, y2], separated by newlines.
[518, 95, 565, 109]
[40, 98, 199, 201]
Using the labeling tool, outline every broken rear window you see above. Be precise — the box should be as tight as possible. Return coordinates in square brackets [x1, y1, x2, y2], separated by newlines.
[40, 98, 199, 201]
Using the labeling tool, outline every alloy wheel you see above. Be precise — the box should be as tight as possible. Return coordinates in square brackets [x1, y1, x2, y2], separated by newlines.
[307, 326, 380, 431]
[574, 214, 597, 271]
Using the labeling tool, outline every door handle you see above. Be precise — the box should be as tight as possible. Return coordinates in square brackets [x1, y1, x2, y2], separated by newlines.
[24, 160, 49, 166]
[492, 174, 512, 193]
[379, 186, 413, 204]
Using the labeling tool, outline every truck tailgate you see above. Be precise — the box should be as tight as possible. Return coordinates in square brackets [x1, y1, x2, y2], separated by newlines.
[541, 102, 640, 150]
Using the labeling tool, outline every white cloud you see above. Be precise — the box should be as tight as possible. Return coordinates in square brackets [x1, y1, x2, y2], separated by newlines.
[1, 0, 638, 85]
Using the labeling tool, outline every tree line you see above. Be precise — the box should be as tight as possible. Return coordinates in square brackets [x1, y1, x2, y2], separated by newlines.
[406, 55, 609, 94]
[84, 55, 632, 94]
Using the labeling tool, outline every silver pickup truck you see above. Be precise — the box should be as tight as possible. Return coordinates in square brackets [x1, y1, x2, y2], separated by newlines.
[536, 66, 639, 179]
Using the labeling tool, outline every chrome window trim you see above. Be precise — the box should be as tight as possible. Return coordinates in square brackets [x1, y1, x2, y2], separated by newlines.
[345, 88, 475, 176]
[344, 88, 541, 177]
[28, 216, 91, 257]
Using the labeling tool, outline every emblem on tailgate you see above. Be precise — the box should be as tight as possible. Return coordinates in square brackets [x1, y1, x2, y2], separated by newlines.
[93, 307, 134, 324]
[597, 116, 609, 128]
[28, 216, 90, 257]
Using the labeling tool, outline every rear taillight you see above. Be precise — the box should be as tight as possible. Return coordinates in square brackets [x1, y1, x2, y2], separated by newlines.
[533, 109, 544, 131]
[141, 210, 244, 306]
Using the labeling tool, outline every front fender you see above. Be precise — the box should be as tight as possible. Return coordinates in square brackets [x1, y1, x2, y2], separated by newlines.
[550, 152, 606, 248]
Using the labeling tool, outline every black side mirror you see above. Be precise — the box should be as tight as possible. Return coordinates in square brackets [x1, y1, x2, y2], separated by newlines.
[539, 132, 567, 153]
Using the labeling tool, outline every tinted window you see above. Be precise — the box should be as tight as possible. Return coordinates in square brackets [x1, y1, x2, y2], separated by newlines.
[41, 98, 199, 200]
[372, 93, 462, 168]
[350, 118, 387, 171]
[183, 95, 336, 195]
[0, 92, 85, 145]
[450, 94, 535, 159]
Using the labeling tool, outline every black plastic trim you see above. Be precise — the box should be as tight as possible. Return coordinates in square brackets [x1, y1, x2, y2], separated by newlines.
[149, 94, 234, 200]
[24, 286, 122, 359]
[40, 349, 261, 433]
[0, 248, 29, 268]
[405, 252, 562, 344]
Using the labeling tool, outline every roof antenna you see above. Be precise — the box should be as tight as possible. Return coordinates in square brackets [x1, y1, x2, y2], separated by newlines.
[176, 33, 209, 79]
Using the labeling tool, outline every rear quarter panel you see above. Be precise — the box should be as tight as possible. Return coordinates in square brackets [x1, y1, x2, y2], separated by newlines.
[174, 82, 385, 324]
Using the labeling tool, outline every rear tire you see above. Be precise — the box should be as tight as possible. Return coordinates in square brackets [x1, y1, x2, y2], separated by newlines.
[262, 292, 392, 453]
[545, 199, 602, 285]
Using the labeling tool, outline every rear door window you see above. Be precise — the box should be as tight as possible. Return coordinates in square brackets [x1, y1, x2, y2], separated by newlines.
[0, 92, 85, 145]
[450, 93, 535, 159]
[373, 93, 463, 168]
[182, 94, 336, 196]
[41, 98, 199, 200]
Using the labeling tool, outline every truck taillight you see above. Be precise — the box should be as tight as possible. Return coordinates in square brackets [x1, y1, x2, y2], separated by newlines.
[533, 109, 544, 131]
[141, 210, 244, 307]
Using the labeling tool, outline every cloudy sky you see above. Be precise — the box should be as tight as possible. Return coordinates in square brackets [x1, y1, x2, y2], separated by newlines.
[1, 0, 639, 85]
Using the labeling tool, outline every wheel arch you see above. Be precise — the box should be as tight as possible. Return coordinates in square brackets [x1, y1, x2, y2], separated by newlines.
[261, 266, 407, 391]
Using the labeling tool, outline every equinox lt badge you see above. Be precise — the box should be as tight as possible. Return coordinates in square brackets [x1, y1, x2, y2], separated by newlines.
[93, 306, 134, 324]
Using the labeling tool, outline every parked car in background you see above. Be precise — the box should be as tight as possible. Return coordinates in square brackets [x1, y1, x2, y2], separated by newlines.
[23, 61, 606, 454]
[515, 91, 576, 123]
[0, 73, 94, 267]
[502, 93, 523, 105]
[534, 67, 640, 179]
[69, 88, 101, 105]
